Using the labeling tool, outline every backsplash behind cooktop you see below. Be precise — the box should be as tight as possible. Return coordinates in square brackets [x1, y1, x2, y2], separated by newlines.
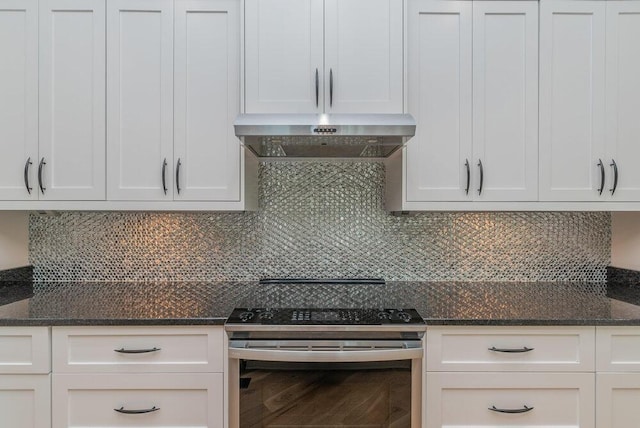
[29, 162, 610, 283]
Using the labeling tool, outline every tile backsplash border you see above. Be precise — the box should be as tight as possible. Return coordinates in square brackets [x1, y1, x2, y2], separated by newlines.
[29, 162, 610, 285]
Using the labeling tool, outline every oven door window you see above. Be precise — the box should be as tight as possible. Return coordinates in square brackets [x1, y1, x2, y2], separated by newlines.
[239, 360, 411, 427]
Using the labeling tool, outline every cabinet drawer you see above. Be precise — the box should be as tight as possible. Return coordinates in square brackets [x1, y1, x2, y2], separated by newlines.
[52, 326, 224, 373]
[0, 374, 51, 428]
[425, 372, 595, 428]
[596, 326, 640, 371]
[0, 327, 50, 374]
[52, 373, 222, 428]
[426, 326, 595, 371]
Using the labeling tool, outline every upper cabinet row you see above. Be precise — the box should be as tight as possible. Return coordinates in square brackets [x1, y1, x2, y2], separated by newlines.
[0, 0, 255, 209]
[390, 0, 640, 210]
[245, 0, 403, 114]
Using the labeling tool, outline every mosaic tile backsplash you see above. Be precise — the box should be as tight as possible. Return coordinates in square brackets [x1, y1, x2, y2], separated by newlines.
[29, 162, 611, 283]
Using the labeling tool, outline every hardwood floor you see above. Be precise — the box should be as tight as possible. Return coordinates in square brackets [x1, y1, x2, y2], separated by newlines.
[240, 368, 411, 427]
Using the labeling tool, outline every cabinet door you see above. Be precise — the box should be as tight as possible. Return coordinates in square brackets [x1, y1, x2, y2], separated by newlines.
[472, 1, 538, 201]
[597, 373, 640, 428]
[106, 0, 174, 201]
[244, 0, 323, 113]
[605, 1, 640, 201]
[324, 0, 403, 113]
[174, 0, 241, 201]
[405, 0, 472, 201]
[0, 0, 38, 200]
[539, 1, 606, 201]
[0, 375, 51, 428]
[39, 0, 106, 201]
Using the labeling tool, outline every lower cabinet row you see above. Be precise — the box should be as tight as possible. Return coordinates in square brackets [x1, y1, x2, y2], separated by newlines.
[426, 373, 640, 428]
[2, 373, 639, 427]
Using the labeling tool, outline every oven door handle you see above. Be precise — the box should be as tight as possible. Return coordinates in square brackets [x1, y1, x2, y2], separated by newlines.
[228, 347, 423, 363]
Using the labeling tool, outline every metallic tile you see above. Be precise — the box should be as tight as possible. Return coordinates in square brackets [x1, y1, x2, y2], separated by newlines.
[29, 162, 610, 285]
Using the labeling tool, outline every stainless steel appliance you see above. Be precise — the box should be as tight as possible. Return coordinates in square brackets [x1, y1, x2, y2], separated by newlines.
[225, 282, 425, 428]
[233, 113, 416, 158]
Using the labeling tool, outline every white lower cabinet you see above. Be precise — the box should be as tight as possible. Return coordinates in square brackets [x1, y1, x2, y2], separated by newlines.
[0, 374, 51, 428]
[597, 373, 640, 428]
[52, 373, 223, 428]
[426, 372, 595, 428]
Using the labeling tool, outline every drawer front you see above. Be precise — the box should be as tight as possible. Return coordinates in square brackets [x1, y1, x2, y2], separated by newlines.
[52, 326, 224, 373]
[426, 326, 595, 372]
[52, 373, 223, 428]
[0, 374, 51, 428]
[425, 372, 595, 428]
[0, 327, 50, 374]
[596, 326, 640, 371]
[596, 373, 640, 428]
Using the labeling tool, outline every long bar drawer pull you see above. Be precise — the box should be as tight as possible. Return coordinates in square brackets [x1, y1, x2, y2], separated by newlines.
[489, 405, 534, 414]
[114, 347, 161, 354]
[488, 346, 534, 353]
[114, 406, 160, 414]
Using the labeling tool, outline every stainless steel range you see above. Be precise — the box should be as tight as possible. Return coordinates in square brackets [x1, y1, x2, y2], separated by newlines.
[225, 279, 425, 428]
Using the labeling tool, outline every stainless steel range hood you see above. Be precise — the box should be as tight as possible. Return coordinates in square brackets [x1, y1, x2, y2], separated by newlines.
[234, 113, 416, 158]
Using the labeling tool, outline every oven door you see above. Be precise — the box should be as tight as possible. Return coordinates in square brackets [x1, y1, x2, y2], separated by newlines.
[228, 340, 423, 428]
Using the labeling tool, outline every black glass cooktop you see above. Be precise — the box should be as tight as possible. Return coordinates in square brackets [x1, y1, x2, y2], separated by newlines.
[226, 308, 425, 325]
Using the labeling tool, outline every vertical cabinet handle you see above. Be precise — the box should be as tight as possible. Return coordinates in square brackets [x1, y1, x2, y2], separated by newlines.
[161, 158, 168, 195]
[329, 68, 334, 108]
[24, 158, 33, 195]
[176, 159, 182, 195]
[597, 159, 605, 195]
[477, 159, 484, 195]
[464, 159, 470, 195]
[38, 158, 46, 195]
[315, 68, 319, 108]
[610, 159, 618, 195]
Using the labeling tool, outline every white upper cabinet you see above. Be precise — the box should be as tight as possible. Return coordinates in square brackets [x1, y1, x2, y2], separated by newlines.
[174, 0, 241, 201]
[405, 0, 472, 202]
[0, 0, 38, 201]
[39, 0, 106, 201]
[107, 0, 174, 201]
[605, 1, 640, 201]
[472, 1, 538, 202]
[401, 0, 537, 205]
[539, 0, 607, 201]
[244, 0, 403, 114]
[244, 0, 323, 113]
[324, 0, 403, 113]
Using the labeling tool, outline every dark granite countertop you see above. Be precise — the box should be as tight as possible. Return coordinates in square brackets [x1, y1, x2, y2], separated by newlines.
[1, 280, 640, 326]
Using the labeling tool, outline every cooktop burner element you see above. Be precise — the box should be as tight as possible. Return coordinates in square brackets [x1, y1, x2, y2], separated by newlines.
[226, 308, 424, 325]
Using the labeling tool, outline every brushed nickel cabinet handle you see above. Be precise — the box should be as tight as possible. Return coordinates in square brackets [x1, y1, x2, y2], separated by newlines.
[477, 159, 484, 195]
[464, 159, 470, 195]
[38, 157, 46, 194]
[114, 406, 160, 414]
[315, 68, 319, 108]
[489, 405, 534, 414]
[161, 158, 168, 195]
[610, 159, 618, 195]
[114, 347, 161, 354]
[329, 68, 334, 108]
[597, 159, 605, 195]
[176, 158, 182, 195]
[24, 158, 33, 194]
[489, 346, 534, 353]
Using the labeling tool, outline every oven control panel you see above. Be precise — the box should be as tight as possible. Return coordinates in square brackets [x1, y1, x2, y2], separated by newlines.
[226, 308, 425, 325]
